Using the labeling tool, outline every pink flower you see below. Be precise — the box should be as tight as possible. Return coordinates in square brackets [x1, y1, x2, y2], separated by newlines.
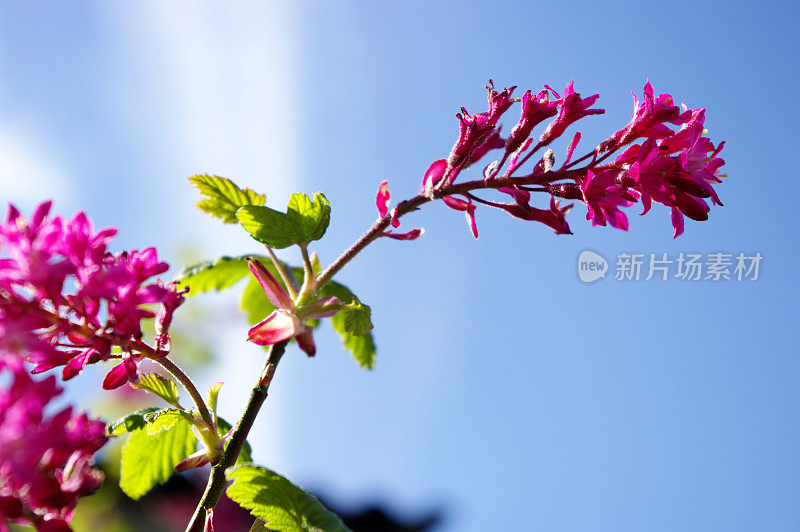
[624, 138, 716, 238]
[540, 81, 604, 145]
[465, 127, 505, 169]
[407, 80, 725, 238]
[101, 351, 141, 390]
[0, 201, 71, 302]
[154, 281, 190, 355]
[375, 182, 423, 240]
[420, 159, 447, 197]
[600, 81, 691, 150]
[0, 202, 179, 386]
[580, 170, 640, 230]
[442, 196, 479, 239]
[245, 259, 342, 357]
[485, 80, 517, 126]
[0, 357, 106, 531]
[446, 109, 495, 172]
[376, 181, 392, 220]
[497, 187, 573, 235]
[505, 88, 559, 154]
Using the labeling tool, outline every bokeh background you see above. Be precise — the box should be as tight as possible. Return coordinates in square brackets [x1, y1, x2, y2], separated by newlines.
[2, 1, 799, 531]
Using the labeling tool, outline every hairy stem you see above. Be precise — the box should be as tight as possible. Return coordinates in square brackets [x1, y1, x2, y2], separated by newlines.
[152, 356, 214, 428]
[266, 246, 299, 299]
[185, 340, 288, 532]
[315, 167, 586, 289]
[297, 245, 316, 305]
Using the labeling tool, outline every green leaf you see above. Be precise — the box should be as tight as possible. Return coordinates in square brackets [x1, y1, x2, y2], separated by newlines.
[207, 382, 223, 419]
[317, 280, 356, 304]
[133, 373, 180, 408]
[216, 417, 252, 466]
[226, 464, 351, 532]
[119, 416, 197, 499]
[240, 275, 279, 325]
[330, 312, 376, 369]
[106, 407, 166, 437]
[310, 253, 322, 277]
[237, 205, 300, 249]
[319, 282, 376, 369]
[145, 409, 190, 436]
[190, 174, 266, 224]
[286, 193, 331, 245]
[341, 302, 373, 337]
[177, 256, 252, 294]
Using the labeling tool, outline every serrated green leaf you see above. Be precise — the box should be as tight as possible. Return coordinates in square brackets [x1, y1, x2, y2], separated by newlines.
[319, 282, 376, 369]
[216, 417, 252, 466]
[177, 256, 252, 294]
[317, 280, 356, 304]
[119, 417, 197, 499]
[286, 193, 331, 245]
[106, 407, 166, 437]
[237, 205, 300, 249]
[133, 373, 180, 407]
[249, 520, 270, 531]
[330, 312, 376, 369]
[207, 382, 223, 419]
[342, 302, 373, 337]
[145, 409, 189, 435]
[240, 276, 279, 325]
[190, 174, 266, 224]
[226, 464, 351, 532]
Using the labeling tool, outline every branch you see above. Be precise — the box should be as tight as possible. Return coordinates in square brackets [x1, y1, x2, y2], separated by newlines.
[315, 167, 586, 289]
[185, 340, 288, 532]
[152, 356, 214, 428]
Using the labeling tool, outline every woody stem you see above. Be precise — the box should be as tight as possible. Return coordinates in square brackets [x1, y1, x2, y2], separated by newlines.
[185, 340, 288, 532]
[130, 339, 213, 427]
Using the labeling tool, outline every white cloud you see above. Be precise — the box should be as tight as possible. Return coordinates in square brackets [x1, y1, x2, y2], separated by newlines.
[0, 122, 74, 209]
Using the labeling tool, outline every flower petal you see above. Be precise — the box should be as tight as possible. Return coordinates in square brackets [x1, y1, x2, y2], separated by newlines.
[248, 309, 306, 346]
[246, 258, 294, 310]
[376, 180, 391, 219]
[295, 330, 317, 357]
[102, 362, 130, 390]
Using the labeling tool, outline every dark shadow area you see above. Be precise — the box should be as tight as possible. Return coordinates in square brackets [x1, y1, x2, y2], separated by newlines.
[317, 495, 444, 532]
[66, 463, 446, 532]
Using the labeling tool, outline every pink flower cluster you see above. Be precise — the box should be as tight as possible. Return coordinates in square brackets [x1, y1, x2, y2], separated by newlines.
[0, 356, 107, 531]
[376, 80, 725, 238]
[0, 202, 185, 389]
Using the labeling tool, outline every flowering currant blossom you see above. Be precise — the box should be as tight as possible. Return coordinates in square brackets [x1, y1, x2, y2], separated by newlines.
[379, 79, 724, 239]
[245, 258, 342, 356]
[539, 81, 603, 145]
[376, 181, 423, 240]
[0, 202, 184, 389]
[505, 88, 559, 155]
[0, 356, 107, 531]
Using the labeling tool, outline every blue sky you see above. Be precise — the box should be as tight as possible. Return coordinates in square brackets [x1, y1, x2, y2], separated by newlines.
[2, 1, 799, 531]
